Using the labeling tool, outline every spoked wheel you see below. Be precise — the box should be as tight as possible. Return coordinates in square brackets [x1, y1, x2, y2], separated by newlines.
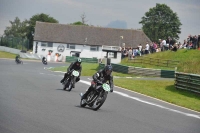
[63, 80, 68, 90]
[67, 82, 73, 91]
[92, 92, 107, 111]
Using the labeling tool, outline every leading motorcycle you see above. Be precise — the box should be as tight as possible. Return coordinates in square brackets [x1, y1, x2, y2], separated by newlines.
[80, 81, 110, 111]
[42, 57, 47, 65]
[62, 69, 79, 91]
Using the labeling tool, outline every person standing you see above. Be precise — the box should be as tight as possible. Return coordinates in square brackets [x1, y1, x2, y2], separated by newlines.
[145, 42, 149, 54]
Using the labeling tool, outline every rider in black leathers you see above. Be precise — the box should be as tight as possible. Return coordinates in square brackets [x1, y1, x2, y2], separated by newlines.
[42, 57, 47, 64]
[60, 58, 82, 87]
[81, 65, 113, 100]
[15, 55, 20, 63]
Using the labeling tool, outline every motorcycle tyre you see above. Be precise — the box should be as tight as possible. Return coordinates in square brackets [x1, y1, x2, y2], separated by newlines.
[92, 92, 107, 111]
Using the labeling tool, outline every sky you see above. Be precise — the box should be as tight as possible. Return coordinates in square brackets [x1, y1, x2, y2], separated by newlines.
[0, 0, 200, 43]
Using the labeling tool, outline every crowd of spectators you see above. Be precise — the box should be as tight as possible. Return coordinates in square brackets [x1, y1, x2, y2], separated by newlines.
[120, 34, 200, 59]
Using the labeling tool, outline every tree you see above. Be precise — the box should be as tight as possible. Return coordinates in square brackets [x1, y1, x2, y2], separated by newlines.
[139, 3, 182, 42]
[27, 13, 59, 49]
[70, 13, 89, 26]
[4, 17, 28, 38]
[70, 21, 89, 26]
[80, 12, 88, 25]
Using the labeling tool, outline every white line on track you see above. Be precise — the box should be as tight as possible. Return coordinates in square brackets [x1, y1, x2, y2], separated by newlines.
[79, 80, 200, 119]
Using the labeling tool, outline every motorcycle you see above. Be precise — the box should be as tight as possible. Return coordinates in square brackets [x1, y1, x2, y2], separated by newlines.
[42, 57, 47, 65]
[80, 81, 110, 111]
[62, 69, 79, 91]
[15, 58, 23, 64]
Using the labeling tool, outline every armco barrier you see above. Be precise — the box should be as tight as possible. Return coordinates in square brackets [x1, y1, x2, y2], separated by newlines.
[128, 67, 175, 78]
[98, 63, 129, 73]
[66, 56, 98, 63]
[175, 72, 200, 94]
[99, 63, 174, 78]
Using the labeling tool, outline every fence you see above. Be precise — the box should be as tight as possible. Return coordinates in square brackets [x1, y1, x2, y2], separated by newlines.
[65, 56, 98, 63]
[128, 57, 180, 68]
[175, 72, 200, 94]
[0, 36, 29, 51]
[99, 63, 175, 78]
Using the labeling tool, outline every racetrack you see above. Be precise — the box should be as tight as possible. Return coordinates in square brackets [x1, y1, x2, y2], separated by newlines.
[0, 59, 199, 133]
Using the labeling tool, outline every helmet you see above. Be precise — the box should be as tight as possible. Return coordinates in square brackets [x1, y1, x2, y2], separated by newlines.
[76, 58, 82, 64]
[104, 65, 112, 75]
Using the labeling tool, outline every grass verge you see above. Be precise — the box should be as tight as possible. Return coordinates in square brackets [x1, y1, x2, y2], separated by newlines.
[114, 78, 200, 112]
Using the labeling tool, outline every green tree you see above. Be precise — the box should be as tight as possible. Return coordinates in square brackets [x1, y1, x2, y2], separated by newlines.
[139, 3, 182, 42]
[70, 21, 88, 25]
[4, 17, 28, 38]
[27, 13, 59, 49]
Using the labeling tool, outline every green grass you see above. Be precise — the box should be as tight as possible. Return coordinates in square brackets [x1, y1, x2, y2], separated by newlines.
[0, 51, 17, 58]
[114, 78, 200, 112]
[51, 63, 133, 77]
[121, 49, 200, 74]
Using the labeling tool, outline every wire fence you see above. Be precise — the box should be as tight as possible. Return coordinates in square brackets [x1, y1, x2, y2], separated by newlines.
[0, 36, 29, 52]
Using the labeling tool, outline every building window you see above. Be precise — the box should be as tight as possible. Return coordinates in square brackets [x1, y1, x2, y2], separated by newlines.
[67, 44, 75, 49]
[90, 46, 99, 51]
[41, 42, 53, 47]
[41, 42, 47, 47]
[47, 42, 53, 47]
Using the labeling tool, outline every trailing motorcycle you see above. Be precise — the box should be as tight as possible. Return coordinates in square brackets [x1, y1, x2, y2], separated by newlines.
[80, 82, 110, 111]
[62, 69, 79, 91]
[15, 58, 23, 64]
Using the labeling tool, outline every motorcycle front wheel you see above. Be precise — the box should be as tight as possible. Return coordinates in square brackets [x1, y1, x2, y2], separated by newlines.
[92, 92, 108, 111]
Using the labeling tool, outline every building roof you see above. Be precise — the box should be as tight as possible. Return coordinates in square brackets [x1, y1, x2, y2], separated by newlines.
[34, 21, 151, 48]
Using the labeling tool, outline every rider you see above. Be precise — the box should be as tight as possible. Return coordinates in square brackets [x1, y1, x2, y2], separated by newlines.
[60, 58, 82, 87]
[15, 55, 20, 63]
[81, 64, 113, 100]
[42, 56, 47, 63]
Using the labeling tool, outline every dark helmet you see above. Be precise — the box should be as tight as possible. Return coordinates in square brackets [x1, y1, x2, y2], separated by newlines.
[104, 65, 113, 75]
[75, 58, 82, 65]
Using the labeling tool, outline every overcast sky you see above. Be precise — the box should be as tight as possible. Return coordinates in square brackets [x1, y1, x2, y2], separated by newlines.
[0, 0, 200, 42]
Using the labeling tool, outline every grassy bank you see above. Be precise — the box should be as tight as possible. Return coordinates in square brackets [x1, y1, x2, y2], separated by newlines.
[121, 49, 200, 74]
[114, 78, 200, 112]
[0, 51, 17, 58]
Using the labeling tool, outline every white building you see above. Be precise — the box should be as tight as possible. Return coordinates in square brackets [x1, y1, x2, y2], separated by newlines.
[33, 22, 151, 63]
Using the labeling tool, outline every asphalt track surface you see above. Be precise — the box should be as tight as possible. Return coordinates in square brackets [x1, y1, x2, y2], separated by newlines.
[0, 59, 200, 133]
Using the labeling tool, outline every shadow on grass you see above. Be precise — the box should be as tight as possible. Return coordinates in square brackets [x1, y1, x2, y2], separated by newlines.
[165, 85, 200, 100]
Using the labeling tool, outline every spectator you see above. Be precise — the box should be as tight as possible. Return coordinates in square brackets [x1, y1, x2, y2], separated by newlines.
[145, 42, 149, 54]
[192, 35, 197, 49]
[128, 47, 132, 59]
[198, 34, 200, 48]
[171, 43, 178, 52]
[138, 44, 142, 56]
[187, 41, 193, 49]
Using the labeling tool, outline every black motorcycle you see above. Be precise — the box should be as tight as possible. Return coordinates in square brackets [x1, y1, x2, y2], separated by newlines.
[42, 57, 47, 65]
[62, 69, 79, 91]
[15, 58, 23, 64]
[80, 82, 110, 111]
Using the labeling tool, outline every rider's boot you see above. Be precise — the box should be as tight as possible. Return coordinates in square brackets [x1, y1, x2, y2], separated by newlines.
[81, 86, 92, 100]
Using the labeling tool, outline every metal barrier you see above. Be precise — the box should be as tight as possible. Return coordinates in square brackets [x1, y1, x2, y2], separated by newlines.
[128, 57, 179, 68]
[65, 56, 98, 63]
[99, 63, 175, 78]
[175, 72, 200, 94]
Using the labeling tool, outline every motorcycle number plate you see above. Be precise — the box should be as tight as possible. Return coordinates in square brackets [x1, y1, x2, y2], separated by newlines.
[72, 70, 79, 76]
[102, 83, 110, 92]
